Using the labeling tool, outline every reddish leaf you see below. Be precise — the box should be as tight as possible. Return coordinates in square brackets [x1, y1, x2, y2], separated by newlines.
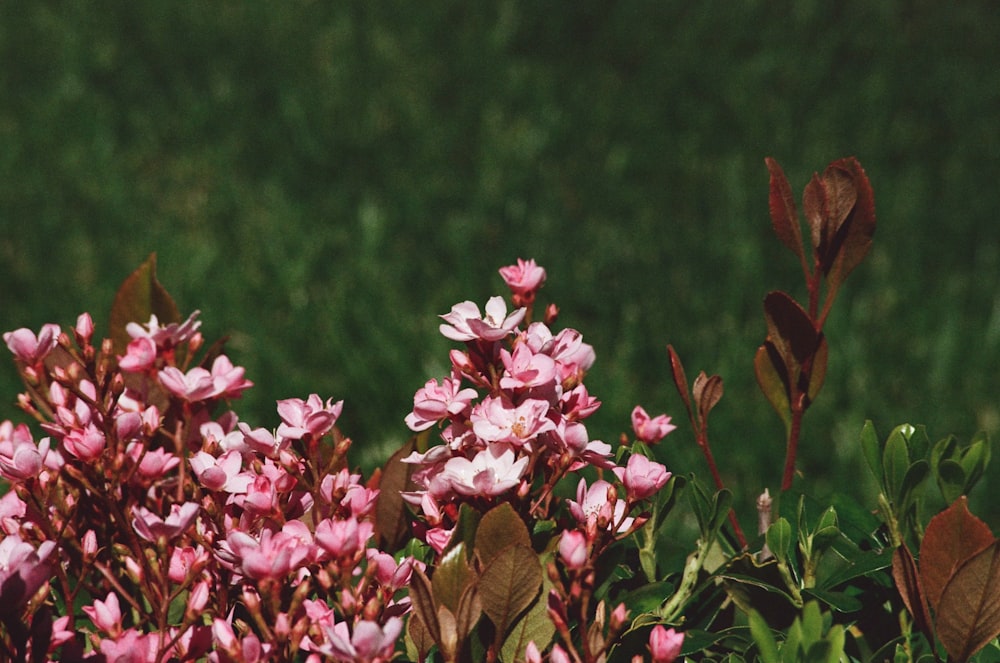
[479, 544, 542, 640]
[475, 502, 532, 566]
[765, 157, 806, 264]
[754, 343, 791, 432]
[892, 545, 935, 648]
[919, 496, 996, 613]
[824, 158, 876, 290]
[763, 291, 820, 379]
[693, 372, 723, 424]
[803, 173, 829, 258]
[432, 544, 476, 615]
[666, 345, 694, 422]
[806, 335, 828, 403]
[936, 541, 1000, 663]
[409, 567, 440, 643]
[821, 161, 858, 238]
[109, 253, 181, 355]
[374, 437, 418, 551]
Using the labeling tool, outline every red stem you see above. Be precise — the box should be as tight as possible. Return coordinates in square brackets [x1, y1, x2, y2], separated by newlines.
[697, 429, 748, 549]
[781, 397, 806, 491]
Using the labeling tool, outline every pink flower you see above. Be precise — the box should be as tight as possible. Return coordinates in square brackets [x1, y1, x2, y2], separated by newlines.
[222, 524, 313, 580]
[648, 625, 684, 663]
[550, 644, 572, 663]
[211, 618, 271, 663]
[525, 641, 543, 663]
[129, 444, 181, 480]
[567, 479, 633, 533]
[190, 449, 252, 493]
[159, 366, 216, 402]
[315, 516, 374, 560]
[499, 258, 546, 298]
[549, 328, 596, 386]
[0, 421, 48, 481]
[3, 323, 60, 364]
[169, 545, 210, 583]
[126, 311, 201, 347]
[366, 550, 417, 591]
[631, 405, 677, 444]
[82, 591, 123, 638]
[99, 628, 160, 663]
[613, 453, 671, 501]
[277, 394, 344, 439]
[0, 534, 56, 609]
[425, 527, 454, 555]
[440, 297, 526, 342]
[131, 502, 200, 543]
[404, 377, 478, 432]
[558, 530, 588, 569]
[118, 336, 157, 372]
[209, 354, 254, 400]
[62, 423, 106, 461]
[74, 312, 94, 346]
[316, 617, 403, 663]
[499, 343, 558, 392]
[470, 396, 556, 447]
[442, 447, 529, 497]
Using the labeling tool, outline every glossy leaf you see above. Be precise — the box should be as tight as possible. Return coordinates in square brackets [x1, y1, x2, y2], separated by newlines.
[806, 335, 828, 403]
[765, 157, 806, 265]
[860, 420, 882, 483]
[409, 567, 440, 643]
[500, 590, 555, 663]
[109, 253, 181, 355]
[823, 158, 876, 289]
[919, 496, 995, 613]
[479, 544, 542, 640]
[475, 503, 531, 566]
[749, 609, 780, 663]
[936, 460, 966, 505]
[936, 541, 1000, 663]
[763, 291, 820, 375]
[881, 427, 910, 499]
[433, 544, 475, 614]
[406, 612, 435, 663]
[766, 518, 793, 565]
[755, 343, 791, 431]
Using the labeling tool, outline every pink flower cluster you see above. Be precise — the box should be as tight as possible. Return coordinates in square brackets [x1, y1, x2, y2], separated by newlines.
[0, 312, 413, 661]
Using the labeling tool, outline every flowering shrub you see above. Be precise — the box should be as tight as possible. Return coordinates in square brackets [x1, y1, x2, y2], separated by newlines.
[1, 157, 999, 662]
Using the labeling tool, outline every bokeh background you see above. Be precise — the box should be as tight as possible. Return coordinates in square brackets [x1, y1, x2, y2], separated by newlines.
[3, 2, 999, 526]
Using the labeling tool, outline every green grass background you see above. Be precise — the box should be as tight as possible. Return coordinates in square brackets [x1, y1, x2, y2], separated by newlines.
[2, 2, 999, 527]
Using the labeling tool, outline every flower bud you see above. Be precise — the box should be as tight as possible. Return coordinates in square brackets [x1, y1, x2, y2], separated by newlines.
[185, 580, 210, 619]
[82, 529, 98, 563]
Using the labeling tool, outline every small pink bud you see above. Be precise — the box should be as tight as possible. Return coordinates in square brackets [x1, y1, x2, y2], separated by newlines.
[551, 644, 571, 663]
[648, 625, 684, 663]
[75, 313, 94, 346]
[611, 602, 628, 631]
[124, 556, 144, 583]
[186, 580, 210, 618]
[525, 641, 543, 663]
[82, 529, 98, 562]
[558, 530, 588, 570]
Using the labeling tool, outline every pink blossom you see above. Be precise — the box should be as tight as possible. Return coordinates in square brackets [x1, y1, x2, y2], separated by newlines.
[126, 311, 201, 347]
[366, 550, 417, 591]
[613, 453, 671, 501]
[62, 422, 106, 461]
[316, 617, 403, 663]
[0, 491, 27, 534]
[159, 366, 216, 402]
[558, 530, 588, 569]
[0, 534, 56, 608]
[209, 354, 254, 400]
[315, 516, 374, 560]
[499, 258, 546, 297]
[499, 342, 558, 392]
[550, 328, 596, 386]
[425, 527, 454, 554]
[82, 591, 123, 638]
[118, 336, 157, 372]
[648, 625, 684, 663]
[190, 449, 252, 493]
[49, 615, 76, 649]
[277, 394, 343, 439]
[525, 641, 543, 663]
[631, 405, 677, 444]
[0, 421, 49, 481]
[551, 644, 572, 663]
[567, 479, 633, 533]
[3, 323, 60, 364]
[168, 545, 210, 583]
[238, 422, 291, 459]
[99, 629, 160, 663]
[131, 502, 200, 543]
[560, 384, 602, 420]
[210, 618, 271, 663]
[129, 444, 181, 480]
[74, 312, 94, 346]
[222, 525, 313, 580]
[405, 377, 478, 432]
[470, 396, 556, 447]
[440, 297, 526, 342]
[441, 447, 529, 497]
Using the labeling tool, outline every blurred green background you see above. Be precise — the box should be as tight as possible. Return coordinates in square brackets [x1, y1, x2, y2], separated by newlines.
[2, 2, 999, 526]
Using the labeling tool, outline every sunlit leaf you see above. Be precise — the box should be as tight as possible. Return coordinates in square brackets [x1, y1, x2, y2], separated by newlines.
[409, 567, 440, 643]
[500, 590, 554, 663]
[480, 544, 542, 641]
[755, 343, 791, 432]
[936, 541, 1000, 663]
[109, 253, 181, 355]
[475, 503, 531, 566]
[433, 544, 475, 615]
[919, 496, 995, 613]
[765, 157, 806, 266]
[406, 612, 435, 663]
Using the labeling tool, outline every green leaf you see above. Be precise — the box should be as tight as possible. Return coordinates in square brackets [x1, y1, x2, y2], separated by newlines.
[802, 588, 862, 613]
[960, 434, 991, 493]
[860, 420, 882, 484]
[708, 489, 734, 536]
[749, 609, 780, 663]
[766, 518, 793, 565]
[936, 459, 967, 505]
[897, 460, 930, 519]
[881, 426, 910, 499]
[109, 253, 181, 355]
[445, 503, 481, 560]
[500, 590, 555, 663]
[475, 503, 531, 566]
[479, 544, 542, 641]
